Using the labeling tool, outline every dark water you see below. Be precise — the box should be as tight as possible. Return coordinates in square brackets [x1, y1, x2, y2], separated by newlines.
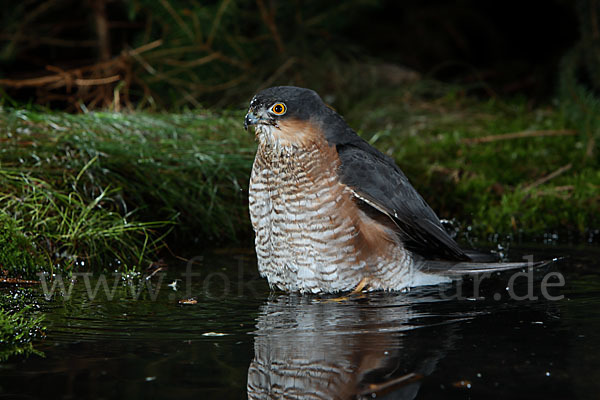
[1, 245, 599, 399]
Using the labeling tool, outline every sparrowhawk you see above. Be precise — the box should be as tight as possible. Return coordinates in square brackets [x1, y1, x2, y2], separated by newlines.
[245, 86, 535, 293]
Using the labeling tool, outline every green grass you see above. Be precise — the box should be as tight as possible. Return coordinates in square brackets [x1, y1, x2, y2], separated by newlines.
[1, 108, 256, 276]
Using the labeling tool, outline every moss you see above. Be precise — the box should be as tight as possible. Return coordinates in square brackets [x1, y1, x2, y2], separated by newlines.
[0, 290, 45, 361]
[0, 108, 254, 274]
[343, 82, 599, 239]
[0, 215, 43, 280]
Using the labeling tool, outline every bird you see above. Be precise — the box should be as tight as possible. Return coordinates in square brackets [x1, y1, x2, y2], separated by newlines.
[244, 86, 545, 294]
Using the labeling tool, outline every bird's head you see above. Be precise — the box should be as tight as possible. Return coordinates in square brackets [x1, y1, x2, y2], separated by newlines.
[244, 86, 328, 148]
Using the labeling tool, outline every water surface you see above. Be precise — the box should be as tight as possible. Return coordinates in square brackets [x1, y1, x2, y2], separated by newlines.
[1, 245, 599, 399]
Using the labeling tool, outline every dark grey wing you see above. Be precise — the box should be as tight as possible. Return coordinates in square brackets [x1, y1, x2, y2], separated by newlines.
[336, 142, 470, 261]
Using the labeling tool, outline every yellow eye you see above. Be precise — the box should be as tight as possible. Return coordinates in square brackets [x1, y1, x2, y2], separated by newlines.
[270, 103, 286, 115]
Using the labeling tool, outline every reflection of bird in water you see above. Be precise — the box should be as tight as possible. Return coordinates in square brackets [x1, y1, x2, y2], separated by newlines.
[247, 292, 464, 400]
[245, 86, 540, 294]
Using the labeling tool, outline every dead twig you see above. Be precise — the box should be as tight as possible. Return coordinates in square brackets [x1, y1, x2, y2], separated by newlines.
[0, 277, 41, 285]
[74, 75, 121, 86]
[128, 39, 164, 56]
[523, 163, 573, 192]
[162, 52, 222, 68]
[462, 129, 577, 144]
[0, 59, 122, 88]
[550, 185, 575, 192]
[0, 40, 162, 110]
[127, 39, 163, 75]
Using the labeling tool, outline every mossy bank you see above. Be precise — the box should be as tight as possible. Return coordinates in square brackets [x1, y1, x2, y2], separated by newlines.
[1, 83, 598, 279]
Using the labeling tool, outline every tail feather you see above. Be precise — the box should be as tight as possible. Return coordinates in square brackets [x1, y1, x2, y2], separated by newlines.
[419, 258, 559, 277]
[463, 249, 500, 263]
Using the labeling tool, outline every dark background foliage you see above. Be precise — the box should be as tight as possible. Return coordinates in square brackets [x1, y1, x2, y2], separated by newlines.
[0, 0, 591, 111]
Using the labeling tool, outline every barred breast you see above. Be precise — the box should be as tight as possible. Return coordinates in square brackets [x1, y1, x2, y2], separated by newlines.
[248, 137, 417, 293]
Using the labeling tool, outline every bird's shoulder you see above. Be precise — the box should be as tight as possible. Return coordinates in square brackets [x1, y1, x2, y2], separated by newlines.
[318, 111, 469, 261]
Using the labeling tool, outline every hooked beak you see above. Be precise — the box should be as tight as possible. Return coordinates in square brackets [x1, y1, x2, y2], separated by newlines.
[244, 111, 260, 131]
